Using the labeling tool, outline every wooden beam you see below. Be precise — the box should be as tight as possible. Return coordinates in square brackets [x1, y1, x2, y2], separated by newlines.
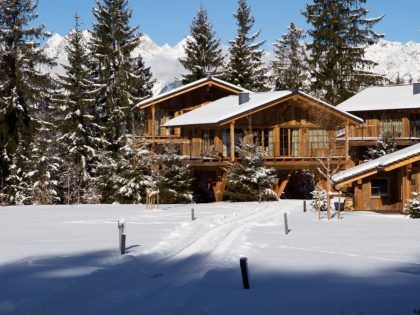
[230, 121, 235, 162]
[334, 169, 378, 189]
[383, 155, 420, 172]
[345, 122, 350, 160]
[277, 171, 292, 197]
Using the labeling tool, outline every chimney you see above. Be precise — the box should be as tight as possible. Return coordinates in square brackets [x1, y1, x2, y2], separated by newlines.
[413, 83, 420, 95]
[238, 92, 250, 105]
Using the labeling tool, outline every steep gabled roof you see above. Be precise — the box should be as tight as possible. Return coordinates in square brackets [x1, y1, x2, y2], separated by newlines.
[133, 77, 251, 110]
[332, 143, 420, 186]
[163, 90, 363, 127]
[337, 84, 420, 112]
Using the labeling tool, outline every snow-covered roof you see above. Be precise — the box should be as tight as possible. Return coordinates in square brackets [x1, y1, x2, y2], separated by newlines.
[133, 77, 251, 110]
[164, 91, 363, 127]
[337, 84, 420, 112]
[332, 143, 420, 184]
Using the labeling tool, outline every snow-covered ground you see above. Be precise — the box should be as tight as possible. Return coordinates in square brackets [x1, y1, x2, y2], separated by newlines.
[1, 201, 420, 314]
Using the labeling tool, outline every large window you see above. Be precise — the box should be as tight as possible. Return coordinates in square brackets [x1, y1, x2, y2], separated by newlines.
[202, 129, 215, 154]
[410, 114, 420, 138]
[222, 129, 243, 157]
[279, 128, 299, 156]
[380, 115, 402, 137]
[371, 178, 389, 197]
[309, 129, 329, 150]
[252, 128, 274, 156]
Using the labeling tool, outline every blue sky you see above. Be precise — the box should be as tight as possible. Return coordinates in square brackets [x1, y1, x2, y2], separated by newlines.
[37, 0, 420, 49]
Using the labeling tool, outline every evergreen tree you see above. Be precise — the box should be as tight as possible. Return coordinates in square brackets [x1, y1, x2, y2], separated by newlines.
[404, 192, 420, 219]
[310, 184, 328, 212]
[179, 6, 224, 83]
[225, 0, 268, 91]
[97, 136, 156, 204]
[394, 73, 404, 84]
[156, 144, 193, 204]
[26, 124, 61, 205]
[365, 130, 397, 160]
[224, 140, 277, 201]
[0, 0, 53, 189]
[56, 15, 103, 204]
[272, 22, 307, 91]
[90, 0, 153, 146]
[303, 0, 384, 105]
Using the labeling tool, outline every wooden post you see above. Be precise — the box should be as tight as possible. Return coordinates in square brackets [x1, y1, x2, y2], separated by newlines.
[317, 203, 321, 220]
[191, 208, 195, 221]
[303, 200, 307, 213]
[230, 121, 235, 163]
[120, 234, 126, 255]
[338, 191, 342, 220]
[284, 213, 289, 235]
[239, 257, 250, 289]
[345, 122, 350, 160]
[151, 105, 156, 153]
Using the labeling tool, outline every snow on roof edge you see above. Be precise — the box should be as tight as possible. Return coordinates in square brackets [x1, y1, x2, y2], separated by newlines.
[132, 77, 251, 110]
[332, 143, 420, 184]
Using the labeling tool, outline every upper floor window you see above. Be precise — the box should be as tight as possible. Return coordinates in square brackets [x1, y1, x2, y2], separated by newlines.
[380, 115, 402, 137]
[309, 129, 329, 149]
[410, 114, 420, 138]
[202, 129, 215, 154]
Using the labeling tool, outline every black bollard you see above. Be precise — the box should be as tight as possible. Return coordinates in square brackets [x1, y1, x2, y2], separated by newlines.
[240, 257, 250, 289]
[284, 213, 289, 235]
[120, 234, 126, 255]
[303, 200, 307, 212]
[191, 208, 195, 221]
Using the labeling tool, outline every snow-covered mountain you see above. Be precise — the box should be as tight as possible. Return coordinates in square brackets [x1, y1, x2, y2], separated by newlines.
[43, 33, 420, 95]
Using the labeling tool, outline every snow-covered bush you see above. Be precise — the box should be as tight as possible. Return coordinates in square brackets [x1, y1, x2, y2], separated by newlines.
[404, 193, 420, 218]
[156, 144, 193, 204]
[224, 140, 277, 202]
[310, 184, 327, 212]
[365, 130, 397, 160]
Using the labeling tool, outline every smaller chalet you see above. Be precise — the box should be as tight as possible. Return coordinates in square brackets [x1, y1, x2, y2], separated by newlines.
[133, 76, 250, 143]
[332, 143, 420, 211]
[337, 84, 420, 153]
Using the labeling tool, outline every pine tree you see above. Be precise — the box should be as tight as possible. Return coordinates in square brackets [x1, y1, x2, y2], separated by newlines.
[394, 73, 404, 84]
[310, 184, 328, 212]
[0, 0, 53, 189]
[56, 15, 104, 204]
[225, 0, 268, 91]
[272, 22, 307, 91]
[97, 136, 156, 204]
[156, 144, 193, 204]
[90, 0, 153, 146]
[303, 0, 384, 105]
[404, 192, 420, 218]
[26, 124, 61, 205]
[179, 6, 224, 84]
[365, 130, 397, 160]
[225, 139, 277, 201]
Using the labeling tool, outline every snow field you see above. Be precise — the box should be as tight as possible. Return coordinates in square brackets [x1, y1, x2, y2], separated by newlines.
[1, 201, 420, 314]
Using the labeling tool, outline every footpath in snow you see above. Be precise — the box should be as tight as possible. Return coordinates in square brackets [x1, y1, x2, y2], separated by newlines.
[1, 201, 420, 314]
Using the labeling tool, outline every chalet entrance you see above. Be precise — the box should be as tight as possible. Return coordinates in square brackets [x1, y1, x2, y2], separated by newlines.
[277, 170, 315, 199]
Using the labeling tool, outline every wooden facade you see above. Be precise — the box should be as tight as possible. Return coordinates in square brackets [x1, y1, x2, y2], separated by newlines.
[334, 159, 420, 212]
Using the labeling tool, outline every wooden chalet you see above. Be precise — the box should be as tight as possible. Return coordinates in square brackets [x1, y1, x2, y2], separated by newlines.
[337, 84, 420, 162]
[163, 90, 363, 201]
[332, 143, 420, 211]
[133, 76, 250, 144]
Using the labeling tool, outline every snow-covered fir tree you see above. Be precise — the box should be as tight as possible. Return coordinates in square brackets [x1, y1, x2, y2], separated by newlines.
[96, 136, 156, 204]
[405, 193, 420, 218]
[272, 23, 308, 91]
[55, 15, 104, 204]
[224, 0, 268, 91]
[0, 0, 53, 192]
[303, 0, 384, 105]
[310, 184, 327, 212]
[179, 6, 224, 84]
[90, 0, 153, 145]
[365, 130, 397, 160]
[26, 123, 61, 205]
[156, 144, 193, 204]
[224, 139, 277, 201]
[5, 134, 30, 205]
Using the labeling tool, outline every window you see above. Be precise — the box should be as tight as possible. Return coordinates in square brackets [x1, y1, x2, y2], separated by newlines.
[252, 128, 274, 156]
[410, 114, 420, 138]
[309, 129, 329, 150]
[371, 178, 388, 197]
[280, 128, 289, 156]
[291, 129, 299, 157]
[380, 115, 402, 137]
[202, 129, 215, 154]
[222, 129, 243, 157]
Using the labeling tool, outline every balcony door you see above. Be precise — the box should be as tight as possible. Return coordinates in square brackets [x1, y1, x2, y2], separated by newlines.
[279, 128, 299, 157]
